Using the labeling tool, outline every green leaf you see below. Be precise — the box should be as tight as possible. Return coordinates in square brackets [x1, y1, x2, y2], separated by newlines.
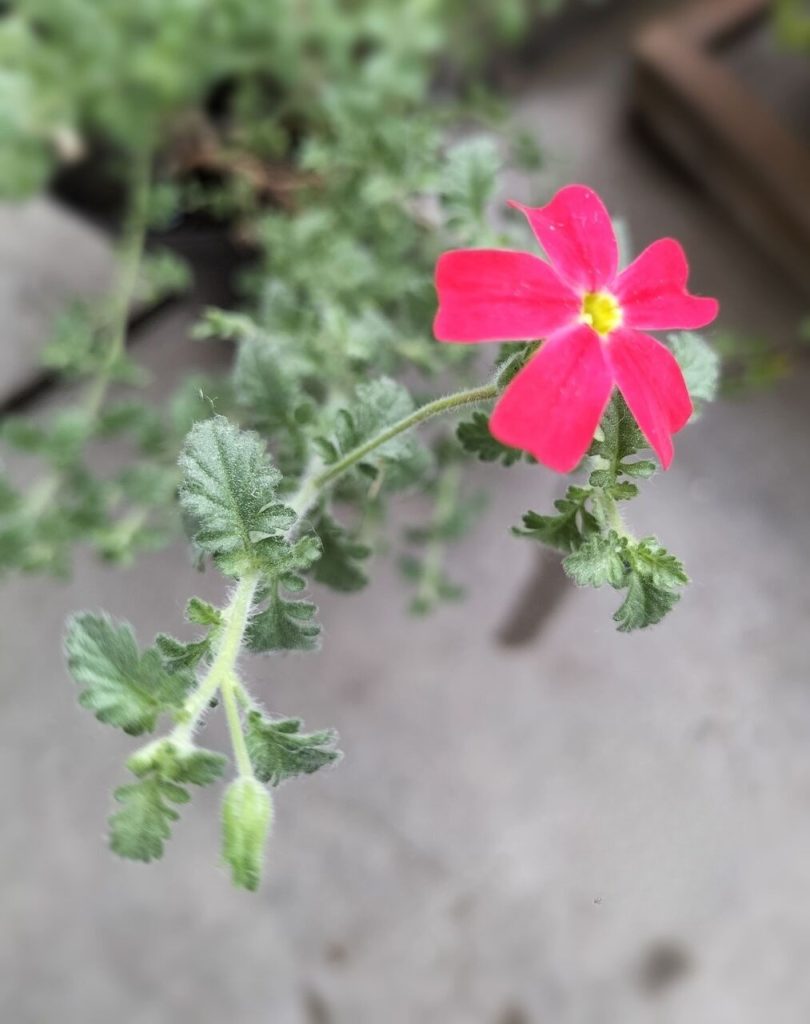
[222, 778, 273, 892]
[515, 486, 597, 553]
[246, 713, 340, 786]
[321, 378, 432, 491]
[246, 588, 321, 653]
[590, 394, 645, 469]
[613, 539, 689, 632]
[178, 416, 295, 573]
[632, 537, 689, 589]
[613, 573, 681, 633]
[109, 776, 190, 862]
[667, 332, 720, 411]
[248, 533, 322, 585]
[127, 739, 227, 786]
[154, 633, 212, 672]
[232, 332, 301, 432]
[457, 411, 524, 466]
[66, 613, 192, 735]
[440, 135, 501, 236]
[186, 597, 222, 627]
[312, 514, 371, 592]
[154, 596, 224, 670]
[608, 481, 639, 502]
[621, 460, 657, 479]
[563, 533, 627, 589]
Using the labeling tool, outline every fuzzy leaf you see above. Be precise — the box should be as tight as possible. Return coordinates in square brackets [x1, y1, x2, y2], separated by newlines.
[590, 394, 645, 469]
[667, 331, 720, 413]
[516, 486, 597, 553]
[320, 378, 432, 491]
[178, 416, 295, 572]
[613, 573, 681, 633]
[633, 538, 689, 584]
[154, 633, 212, 672]
[109, 776, 189, 862]
[246, 713, 340, 786]
[312, 514, 371, 592]
[246, 590, 320, 653]
[127, 739, 227, 786]
[66, 613, 192, 735]
[232, 333, 301, 432]
[440, 135, 503, 240]
[186, 597, 222, 627]
[613, 539, 689, 632]
[457, 411, 524, 466]
[564, 532, 627, 589]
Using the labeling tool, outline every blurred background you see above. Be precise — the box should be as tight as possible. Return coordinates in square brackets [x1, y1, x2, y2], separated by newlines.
[1, 0, 810, 1021]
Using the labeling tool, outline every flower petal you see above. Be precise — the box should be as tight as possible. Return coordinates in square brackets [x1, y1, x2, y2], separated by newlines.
[509, 185, 619, 292]
[615, 238, 719, 331]
[434, 249, 579, 343]
[490, 323, 614, 473]
[605, 328, 693, 469]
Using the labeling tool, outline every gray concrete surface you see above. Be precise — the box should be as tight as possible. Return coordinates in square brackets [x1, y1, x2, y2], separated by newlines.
[2, 6, 810, 1023]
[0, 198, 114, 403]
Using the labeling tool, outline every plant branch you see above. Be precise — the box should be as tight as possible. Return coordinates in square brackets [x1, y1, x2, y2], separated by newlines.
[221, 671, 254, 778]
[289, 380, 499, 519]
[18, 148, 153, 529]
[172, 572, 259, 745]
[84, 147, 153, 418]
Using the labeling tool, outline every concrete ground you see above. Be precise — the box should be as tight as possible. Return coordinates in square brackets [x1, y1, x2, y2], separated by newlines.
[2, 6, 810, 1023]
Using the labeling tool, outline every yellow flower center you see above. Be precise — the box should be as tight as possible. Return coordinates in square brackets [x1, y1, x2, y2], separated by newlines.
[581, 291, 622, 337]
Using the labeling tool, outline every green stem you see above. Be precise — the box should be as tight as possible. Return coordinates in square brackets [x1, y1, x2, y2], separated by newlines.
[172, 573, 259, 745]
[591, 482, 632, 541]
[221, 671, 254, 778]
[19, 149, 152, 527]
[289, 381, 499, 519]
[84, 147, 152, 419]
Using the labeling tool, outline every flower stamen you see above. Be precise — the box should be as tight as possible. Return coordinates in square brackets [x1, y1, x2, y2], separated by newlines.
[581, 291, 622, 337]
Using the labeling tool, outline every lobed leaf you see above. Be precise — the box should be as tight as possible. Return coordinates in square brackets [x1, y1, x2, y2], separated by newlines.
[667, 331, 720, 412]
[457, 411, 524, 466]
[66, 613, 192, 735]
[564, 532, 627, 589]
[246, 713, 341, 786]
[178, 416, 296, 573]
[109, 776, 189, 862]
[312, 514, 371, 593]
[246, 590, 321, 653]
[516, 486, 598, 553]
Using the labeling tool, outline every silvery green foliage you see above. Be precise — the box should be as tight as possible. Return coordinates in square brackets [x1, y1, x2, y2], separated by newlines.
[516, 334, 719, 630]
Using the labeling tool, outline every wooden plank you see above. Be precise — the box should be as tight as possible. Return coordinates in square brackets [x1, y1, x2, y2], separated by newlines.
[632, 0, 810, 296]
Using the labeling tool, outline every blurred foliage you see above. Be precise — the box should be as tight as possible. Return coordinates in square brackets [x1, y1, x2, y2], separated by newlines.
[0, 0, 579, 197]
[775, 0, 810, 52]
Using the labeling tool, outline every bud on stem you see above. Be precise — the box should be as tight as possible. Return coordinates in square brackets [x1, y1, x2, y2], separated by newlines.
[221, 777, 273, 891]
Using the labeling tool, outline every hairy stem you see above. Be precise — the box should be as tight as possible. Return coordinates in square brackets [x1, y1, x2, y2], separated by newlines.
[289, 381, 499, 518]
[588, 455, 633, 541]
[172, 572, 259, 745]
[221, 671, 254, 778]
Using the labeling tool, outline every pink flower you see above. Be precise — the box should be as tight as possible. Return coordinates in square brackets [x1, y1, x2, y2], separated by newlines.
[434, 185, 719, 472]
